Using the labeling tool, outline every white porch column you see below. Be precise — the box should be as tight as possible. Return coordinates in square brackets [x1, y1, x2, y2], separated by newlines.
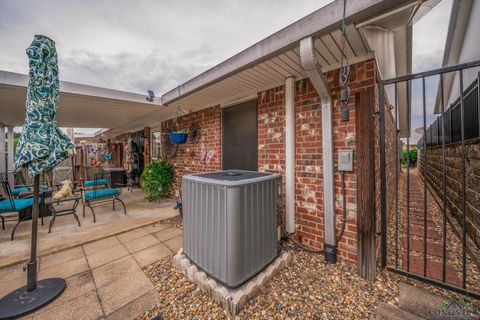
[7, 127, 14, 188]
[0, 126, 5, 177]
[285, 77, 296, 233]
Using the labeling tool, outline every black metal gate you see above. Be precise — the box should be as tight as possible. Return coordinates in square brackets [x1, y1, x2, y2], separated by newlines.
[379, 60, 480, 299]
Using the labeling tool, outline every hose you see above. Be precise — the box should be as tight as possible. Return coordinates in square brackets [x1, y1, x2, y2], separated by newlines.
[281, 226, 324, 253]
[336, 171, 348, 244]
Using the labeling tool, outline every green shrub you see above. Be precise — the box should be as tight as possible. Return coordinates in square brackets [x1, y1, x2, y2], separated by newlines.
[401, 148, 418, 167]
[409, 148, 418, 165]
[141, 160, 174, 201]
[401, 149, 408, 166]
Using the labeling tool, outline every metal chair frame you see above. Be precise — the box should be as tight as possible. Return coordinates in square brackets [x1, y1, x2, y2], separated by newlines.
[82, 172, 126, 223]
[0, 178, 36, 240]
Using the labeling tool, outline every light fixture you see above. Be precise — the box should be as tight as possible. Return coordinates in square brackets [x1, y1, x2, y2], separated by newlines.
[146, 90, 155, 102]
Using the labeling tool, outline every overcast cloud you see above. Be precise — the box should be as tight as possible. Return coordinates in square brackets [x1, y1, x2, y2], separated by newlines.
[0, 0, 330, 94]
[0, 0, 452, 136]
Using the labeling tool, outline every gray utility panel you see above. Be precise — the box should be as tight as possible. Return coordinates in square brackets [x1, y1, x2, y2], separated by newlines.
[182, 170, 281, 288]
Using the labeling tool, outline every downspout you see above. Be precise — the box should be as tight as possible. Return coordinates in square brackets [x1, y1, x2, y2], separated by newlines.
[285, 77, 296, 234]
[300, 37, 337, 264]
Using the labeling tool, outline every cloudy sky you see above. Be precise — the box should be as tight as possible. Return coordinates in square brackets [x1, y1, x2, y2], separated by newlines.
[0, 0, 452, 136]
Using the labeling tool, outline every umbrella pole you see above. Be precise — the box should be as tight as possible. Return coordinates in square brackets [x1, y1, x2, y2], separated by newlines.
[26, 175, 40, 292]
[0, 175, 66, 319]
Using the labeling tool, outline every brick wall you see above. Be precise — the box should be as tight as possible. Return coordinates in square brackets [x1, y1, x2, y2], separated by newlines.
[113, 132, 132, 171]
[162, 59, 380, 264]
[161, 106, 222, 196]
[143, 127, 151, 166]
[418, 138, 480, 249]
[257, 86, 286, 225]
[256, 60, 377, 263]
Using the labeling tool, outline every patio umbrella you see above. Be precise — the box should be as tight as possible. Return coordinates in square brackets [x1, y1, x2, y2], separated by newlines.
[0, 35, 74, 319]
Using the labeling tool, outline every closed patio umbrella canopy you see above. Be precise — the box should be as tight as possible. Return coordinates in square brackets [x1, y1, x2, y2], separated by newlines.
[14, 35, 74, 177]
[0, 35, 71, 319]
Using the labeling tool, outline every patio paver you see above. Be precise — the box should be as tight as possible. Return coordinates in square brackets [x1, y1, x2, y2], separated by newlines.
[164, 235, 183, 252]
[39, 271, 96, 312]
[105, 289, 160, 320]
[92, 255, 140, 288]
[86, 244, 129, 269]
[117, 227, 149, 243]
[39, 255, 89, 279]
[97, 269, 154, 315]
[34, 291, 103, 320]
[40, 246, 85, 270]
[83, 236, 121, 256]
[0, 220, 183, 319]
[154, 226, 182, 241]
[123, 234, 160, 253]
[132, 243, 172, 267]
[0, 191, 177, 268]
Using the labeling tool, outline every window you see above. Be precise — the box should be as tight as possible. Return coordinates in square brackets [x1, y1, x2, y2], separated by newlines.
[151, 131, 162, 160]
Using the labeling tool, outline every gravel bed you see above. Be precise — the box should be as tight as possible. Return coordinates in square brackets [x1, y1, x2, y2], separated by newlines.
[137, 239, 479, 320]
[159, 215, 183, 229]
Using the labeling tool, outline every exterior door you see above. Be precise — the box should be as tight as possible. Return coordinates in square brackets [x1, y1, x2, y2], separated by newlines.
[222, 100, 258, 170]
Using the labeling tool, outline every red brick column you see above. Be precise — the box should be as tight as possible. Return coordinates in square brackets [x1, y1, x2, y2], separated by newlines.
[144, 127, 151, 166]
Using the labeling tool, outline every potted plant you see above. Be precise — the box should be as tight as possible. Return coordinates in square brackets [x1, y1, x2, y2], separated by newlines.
[140, 160, 174, 201]
[168, 128, 188, 144]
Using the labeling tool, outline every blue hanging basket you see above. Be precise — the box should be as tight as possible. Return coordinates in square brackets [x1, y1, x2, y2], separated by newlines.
[169, 132, 188, 144]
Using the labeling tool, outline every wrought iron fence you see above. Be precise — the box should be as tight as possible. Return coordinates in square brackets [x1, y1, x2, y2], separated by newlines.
[379, 60, 480, 299]
[418, 76, 480, 148]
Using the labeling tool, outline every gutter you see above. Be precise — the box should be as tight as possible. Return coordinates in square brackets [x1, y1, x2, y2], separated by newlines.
[299, 37, 337, 263]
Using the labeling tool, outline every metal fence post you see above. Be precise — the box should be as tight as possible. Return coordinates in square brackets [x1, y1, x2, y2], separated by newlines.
[379, 80, 387, 268]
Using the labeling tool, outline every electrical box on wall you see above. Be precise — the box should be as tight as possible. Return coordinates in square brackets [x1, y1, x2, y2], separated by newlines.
[338, 149, 353, 172]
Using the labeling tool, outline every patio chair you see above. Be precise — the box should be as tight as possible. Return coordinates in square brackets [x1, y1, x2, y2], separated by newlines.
[82, 172, 126, 223]
[0, 178, 35, 240]
[1, 171, 50, 198]
[0, 172, 29, 198]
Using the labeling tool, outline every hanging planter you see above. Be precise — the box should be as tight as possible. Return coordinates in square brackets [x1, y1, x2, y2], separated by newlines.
[167, 106, 191, 144]
[168, 129, 188, 144]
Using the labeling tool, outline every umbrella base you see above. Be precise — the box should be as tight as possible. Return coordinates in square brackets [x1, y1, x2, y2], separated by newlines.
[0, 278, 65, 319]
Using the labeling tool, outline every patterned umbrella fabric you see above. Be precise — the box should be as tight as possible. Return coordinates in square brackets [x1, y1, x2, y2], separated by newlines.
[14, 35, 74, 177]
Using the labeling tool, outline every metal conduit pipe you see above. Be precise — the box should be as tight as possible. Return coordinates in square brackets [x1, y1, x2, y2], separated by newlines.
[299, 37, 337, 263]
[285, 77, 296, 234]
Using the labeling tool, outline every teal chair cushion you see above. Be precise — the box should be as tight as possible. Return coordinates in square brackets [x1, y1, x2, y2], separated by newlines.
[0, 198, 34, 213]
[85, 179, 108, 187]
[85, 188, 118, 199]
[11, 186, 30, 196]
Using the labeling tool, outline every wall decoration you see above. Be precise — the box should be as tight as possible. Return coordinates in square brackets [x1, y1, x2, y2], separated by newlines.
[200, 143, 206, 161]
[86, 144, 101, 157]
[101, 152, 113, 161]
[206, 150, 215, 165]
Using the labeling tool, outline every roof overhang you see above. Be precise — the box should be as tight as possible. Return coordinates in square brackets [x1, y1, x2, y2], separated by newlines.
[124, 0, 436, 138]
[54, 0, 438, 138]
[434, 0, 474, 114]
[0, 70, 162, 128]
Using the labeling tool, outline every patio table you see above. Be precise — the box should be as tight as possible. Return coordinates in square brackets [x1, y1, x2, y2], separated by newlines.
[48, 195, 81, 233]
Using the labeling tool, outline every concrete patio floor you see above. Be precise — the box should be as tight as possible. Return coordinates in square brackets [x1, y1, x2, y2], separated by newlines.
[0, 223, 183, 319]
[0, 189, 178, 268]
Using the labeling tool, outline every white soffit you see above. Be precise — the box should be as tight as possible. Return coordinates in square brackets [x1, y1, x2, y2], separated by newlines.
[160, 0, 426, 111]
[0, 70, 161, 128]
